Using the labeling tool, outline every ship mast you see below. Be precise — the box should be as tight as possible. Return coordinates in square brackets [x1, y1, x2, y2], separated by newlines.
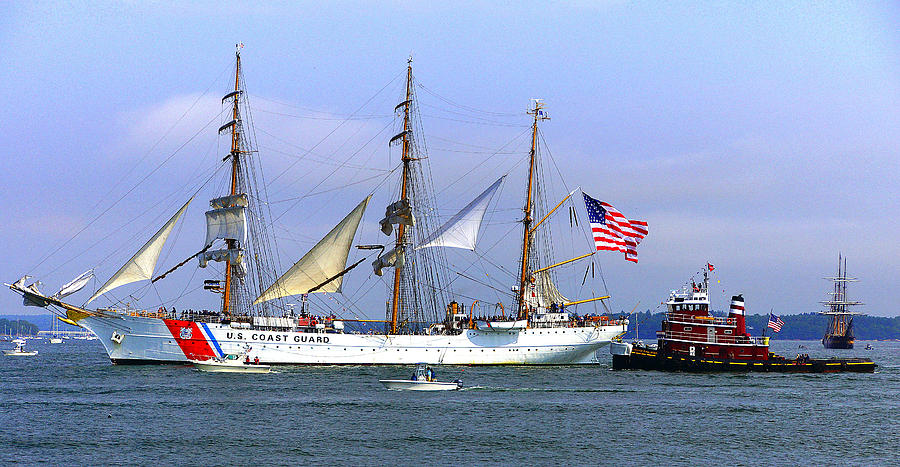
[389, 58, 414, 334]
[221, 45, 242, 316]
[516, 100, 549, 320]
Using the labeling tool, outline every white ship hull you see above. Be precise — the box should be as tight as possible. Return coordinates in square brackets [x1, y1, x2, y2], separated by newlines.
[76, 313, 626, 365]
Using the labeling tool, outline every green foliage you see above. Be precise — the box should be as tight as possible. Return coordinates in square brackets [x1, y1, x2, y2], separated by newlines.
[0, 318, 39, 336]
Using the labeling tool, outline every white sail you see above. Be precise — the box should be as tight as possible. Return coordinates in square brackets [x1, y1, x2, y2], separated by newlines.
[254, 196, 370, 304]
[417, 176, 504, 250]
[54, 269, 94, 298]
[205, 205, 247, 246]
[86, 198, 192, 304]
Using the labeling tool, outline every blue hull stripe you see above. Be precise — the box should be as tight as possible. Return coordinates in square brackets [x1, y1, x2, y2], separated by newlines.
[201, 322, 224, 358]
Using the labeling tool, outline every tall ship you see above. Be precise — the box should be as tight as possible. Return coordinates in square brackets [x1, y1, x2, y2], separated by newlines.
[7, 48, 627, 365]
[821, 254, 862, 349]
[610, 269, 875, 373]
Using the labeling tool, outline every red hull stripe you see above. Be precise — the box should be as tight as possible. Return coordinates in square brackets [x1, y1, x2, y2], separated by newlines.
[164, 320, 217, 360]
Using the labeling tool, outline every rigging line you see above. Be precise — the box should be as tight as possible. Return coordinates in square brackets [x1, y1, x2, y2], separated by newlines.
[254, 125, 390, 171]
[429, 148, 520, 155]
[267, 115, 395, 201]
[259, 141, 389, 172]
[253, 108, 390, 120]
[455, 272, 516, 299]
[421, 113, 530, 128]
[29, 108, 229, 276]
[84, 61, 232, 218]
[54, 158, 226, 277]
[268, 167, 400, 204]
[418, 102, 524, 125]
[429, 133, 519, 151]
[268, 118, 395, 224]
[268, 71, 404, 186]
[434, 127, 531, 197]
[537, 129, 609, 296]
[248, 93, 392, 118]
[416, 83, 523, 117]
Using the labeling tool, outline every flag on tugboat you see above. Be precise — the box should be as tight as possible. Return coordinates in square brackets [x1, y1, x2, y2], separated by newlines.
[767, 313, 785, 332]
[707, 263, 715, 272]
[582, 193, 648, 263]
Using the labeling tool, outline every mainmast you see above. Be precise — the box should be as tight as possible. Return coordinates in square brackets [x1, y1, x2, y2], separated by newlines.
[222, 45, 243, 316]
[389, 58, 414, 334]
[517, 100, 549, 320]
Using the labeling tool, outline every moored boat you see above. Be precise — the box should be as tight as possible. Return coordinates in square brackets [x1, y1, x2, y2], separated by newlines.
[611, 269, 875, 373]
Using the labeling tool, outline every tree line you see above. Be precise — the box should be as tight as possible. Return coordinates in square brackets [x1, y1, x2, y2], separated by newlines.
[620, 311, 900, 340]
[0, 318, 39, 337]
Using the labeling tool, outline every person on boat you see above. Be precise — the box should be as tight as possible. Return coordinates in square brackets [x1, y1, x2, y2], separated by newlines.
[253, 356, 260, 365]
[245, 355, 251, 364]
[425, 367, 435, 382]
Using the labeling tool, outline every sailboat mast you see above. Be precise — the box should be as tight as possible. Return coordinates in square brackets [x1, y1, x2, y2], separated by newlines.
[517, 100, 548, 320]
[222, 46, 242, 316]
[389, 58, 413, 334]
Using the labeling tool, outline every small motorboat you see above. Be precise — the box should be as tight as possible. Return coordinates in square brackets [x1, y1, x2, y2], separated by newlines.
[380, 364, 462, 391]
[3, 339, 38, 356]
[865, 343, 874, 350]
[190, 352, 270, 373]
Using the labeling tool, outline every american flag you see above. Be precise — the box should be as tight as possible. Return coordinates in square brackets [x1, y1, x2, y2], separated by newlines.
[582, 193, 648, 263]
[767, 313, 784, 332]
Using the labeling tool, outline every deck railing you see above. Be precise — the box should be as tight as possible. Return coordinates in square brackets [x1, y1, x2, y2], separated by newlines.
[665, 313, 735, 326]
[656, 330, 768, 346]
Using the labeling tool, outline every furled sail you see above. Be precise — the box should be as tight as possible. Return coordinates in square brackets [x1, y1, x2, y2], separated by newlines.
[210, 193, 248, 209]
[417, 176, 504, 250]
[23, 281, 50, 307]
[528, 271, 570, 308]
[54, 269, 94, 299]
[86, 198, 192, 304]
[379, 199, 414, 236]
[205, 202, 247, 247]
[372, 247, 404, 277]
[199, 249, 243, 267]
[254, 196, 370, 304]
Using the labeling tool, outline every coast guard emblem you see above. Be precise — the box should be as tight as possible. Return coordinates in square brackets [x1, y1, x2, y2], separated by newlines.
[180, 327, 192, 340]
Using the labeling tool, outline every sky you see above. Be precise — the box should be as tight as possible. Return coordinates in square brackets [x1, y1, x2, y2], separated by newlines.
[1, 1, 899, 319]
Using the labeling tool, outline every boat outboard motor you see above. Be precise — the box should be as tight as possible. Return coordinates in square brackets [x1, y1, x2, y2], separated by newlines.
[729, 294, 747, 336]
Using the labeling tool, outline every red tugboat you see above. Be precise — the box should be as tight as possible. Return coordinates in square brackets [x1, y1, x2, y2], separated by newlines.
[610, 270, 875, 373]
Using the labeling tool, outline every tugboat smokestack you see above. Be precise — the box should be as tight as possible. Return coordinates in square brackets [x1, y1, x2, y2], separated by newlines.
[729, 294, 746, 335]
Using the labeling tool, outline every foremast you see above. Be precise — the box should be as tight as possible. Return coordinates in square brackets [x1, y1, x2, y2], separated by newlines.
[222, 46, 243, 316]
[516, 100, 549, 321]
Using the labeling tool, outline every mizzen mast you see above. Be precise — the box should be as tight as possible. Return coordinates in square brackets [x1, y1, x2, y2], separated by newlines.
[516, 100, 549, 321]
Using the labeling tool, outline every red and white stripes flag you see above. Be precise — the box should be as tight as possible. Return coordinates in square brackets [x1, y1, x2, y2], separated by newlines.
[582, 193, 648, 263]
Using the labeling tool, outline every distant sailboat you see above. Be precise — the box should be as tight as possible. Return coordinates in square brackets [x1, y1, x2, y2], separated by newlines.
[821, 254, 862, 349]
